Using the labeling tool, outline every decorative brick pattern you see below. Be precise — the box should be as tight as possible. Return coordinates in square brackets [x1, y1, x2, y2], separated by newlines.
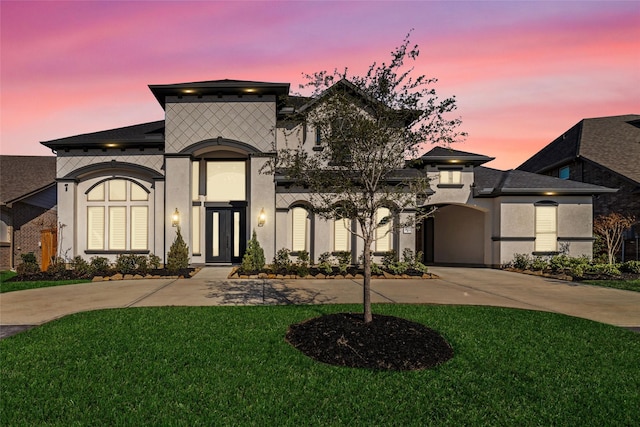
[165, 101, 275, 153]
[57, 153, 164, 178]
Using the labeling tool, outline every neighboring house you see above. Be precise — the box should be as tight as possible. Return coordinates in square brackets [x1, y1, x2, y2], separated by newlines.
[0, 156, 57, 270]
[518, 115, 640, 260]
[40, 79, 615, 268]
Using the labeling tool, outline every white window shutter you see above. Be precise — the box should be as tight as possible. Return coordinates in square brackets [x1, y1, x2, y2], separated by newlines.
[292, 207, 307, 252]
[192, 207, 201, 254]
[334, 218, 350, 252]
[130, 206, 148, 250]
[375, 207, 392, 252]
[535, 206, 557, 252]
[109, 207, 126, 250]
[87, 207, 105, 250]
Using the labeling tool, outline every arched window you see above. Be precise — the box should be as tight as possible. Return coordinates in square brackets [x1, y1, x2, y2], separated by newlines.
[291, 206, 308, 252]
[86, 179, 149, 252]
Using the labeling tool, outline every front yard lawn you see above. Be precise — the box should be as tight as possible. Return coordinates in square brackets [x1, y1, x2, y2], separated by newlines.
[1, 305, 638, 426]
[0, 271, 90, 293]
[583, 279, 640, 293]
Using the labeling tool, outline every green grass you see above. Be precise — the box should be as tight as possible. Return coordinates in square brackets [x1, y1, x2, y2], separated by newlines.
[583, 279, 640, 292]
[0, 271, 90, 293]
[1, 305, 638, 426]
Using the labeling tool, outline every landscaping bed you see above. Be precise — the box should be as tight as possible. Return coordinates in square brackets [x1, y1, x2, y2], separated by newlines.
[229, 265, 437, 280]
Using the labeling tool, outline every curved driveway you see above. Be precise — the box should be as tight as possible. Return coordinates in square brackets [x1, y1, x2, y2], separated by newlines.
[1, 267, 639, 334]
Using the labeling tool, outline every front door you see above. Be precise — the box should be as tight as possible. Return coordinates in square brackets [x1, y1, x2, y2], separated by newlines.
[205, 207, 246, 263]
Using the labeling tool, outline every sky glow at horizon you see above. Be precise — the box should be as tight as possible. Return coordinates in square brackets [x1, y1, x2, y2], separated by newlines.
[1, 0, 638, 170]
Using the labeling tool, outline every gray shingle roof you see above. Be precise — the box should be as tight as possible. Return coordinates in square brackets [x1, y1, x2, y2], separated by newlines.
[473, 166, 617, 197]
[41, 121, 165, 150]
[420, 146, 494, 166]
[517, 114, 640, 184]
[0, 156, 56, 204]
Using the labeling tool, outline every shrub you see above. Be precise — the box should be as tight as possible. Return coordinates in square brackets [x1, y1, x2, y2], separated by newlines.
[621, 260, 640, 274]
[371, 262, 383, 275]
[381, 250, 398, 270]
[90, 256, 111, 277]
[588, 263, 622, 277]
[167, 227, 190, 273]
[47, 258, 68, 278]
[148, 253, 161, 270]
[241, 230, 266, 273]
[136, 256, 150, 275]
[115, 254, 138, 275]
[388, 261, 409, 275]
[317, 252, 333, 275]
[273, 248, 292, 272]
[16, 253, 40, 276]
[512, 253, 531, 270]
[549, 255, 571, 272]
[71, 256, 91, 278]
[531, 256, 548, 272]
[335, 250, 351, 274]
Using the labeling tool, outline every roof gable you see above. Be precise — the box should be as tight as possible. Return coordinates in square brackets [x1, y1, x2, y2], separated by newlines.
[518, 114, 640, 184]
[419, 146, 494, 166]
[0, 156, 56, 204]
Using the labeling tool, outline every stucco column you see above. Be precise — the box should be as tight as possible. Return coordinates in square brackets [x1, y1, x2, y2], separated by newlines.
[164, 156, 192, 261]
[56, 179, 76, 260]
[249, 156, 275, 263]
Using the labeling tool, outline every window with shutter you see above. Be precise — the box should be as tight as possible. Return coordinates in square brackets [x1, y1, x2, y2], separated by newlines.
[375, 207, 392, 252]
[334, 218, 350, 252]
[87, 207, 105, 250]
[439, 170, 461, 185]
[292, 207, 307, 252]
[535, 205, 557, 252]
[130, 207, 148, 250]
[192, 161, 200, 201]
[192, 207, 201, 254]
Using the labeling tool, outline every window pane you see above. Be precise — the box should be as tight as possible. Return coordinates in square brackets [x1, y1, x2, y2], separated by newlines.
[375, 208, 391, 252]
[87, 183, 104, 201]
[452, 171, 461, 184]
[292, 207, 307, 252]
[109, 207, 126, 250]
[192, 161, 200, 201]
[130, 182, 148, 201]
[192, 207, 201, 254]
[87, 207, 105, 250]
[130, 206, 148, 250]
[334, 218, 350, 252]
[206, 162, 245, 201]
[109, 180, 126, 201]
[233, 211, 240, 257]
[212, 212, 219, 257]
[559, 167, 570, 180]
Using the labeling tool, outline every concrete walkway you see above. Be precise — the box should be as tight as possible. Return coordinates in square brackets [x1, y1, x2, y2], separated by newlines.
[1, 267, 639, 337]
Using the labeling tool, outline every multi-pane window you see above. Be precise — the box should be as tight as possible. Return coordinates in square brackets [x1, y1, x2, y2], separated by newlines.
[535, 205, 557, 252]
[206, 161, 245, 201]
[439, 170, 462, 185]
[86, 179, 149, 251]
[375, 207, 392, 252]
[292, 207, 308, 252]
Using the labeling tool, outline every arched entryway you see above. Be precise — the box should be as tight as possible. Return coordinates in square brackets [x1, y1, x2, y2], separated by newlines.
[418, 204, 487, 266]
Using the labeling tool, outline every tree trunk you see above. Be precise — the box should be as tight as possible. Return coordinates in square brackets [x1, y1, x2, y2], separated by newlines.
[362, 239, 373, 323]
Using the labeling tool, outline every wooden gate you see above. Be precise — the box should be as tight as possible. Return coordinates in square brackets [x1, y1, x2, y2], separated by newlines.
[41, 229, 57, 271]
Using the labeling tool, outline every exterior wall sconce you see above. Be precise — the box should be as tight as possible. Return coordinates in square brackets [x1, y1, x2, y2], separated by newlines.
[258, 208, 266, 227]
[171, 208, 180, 227]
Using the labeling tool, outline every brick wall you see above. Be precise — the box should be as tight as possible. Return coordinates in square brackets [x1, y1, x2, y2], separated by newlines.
[12, 203, 58, 269]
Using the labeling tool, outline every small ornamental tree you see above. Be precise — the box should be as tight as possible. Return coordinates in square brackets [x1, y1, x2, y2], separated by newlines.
[241, 230, 266, 273]
[167, 226, 190, 273]
[593, 212, 636, 264]
[268, 32, 465, 322]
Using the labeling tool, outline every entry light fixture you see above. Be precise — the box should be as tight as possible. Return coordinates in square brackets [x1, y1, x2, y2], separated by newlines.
[258, 208, 266, 227]
[171, 208, 180, 227]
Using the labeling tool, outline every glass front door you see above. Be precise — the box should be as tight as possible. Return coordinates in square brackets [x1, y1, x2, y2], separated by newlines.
[205, 207, 246, 263]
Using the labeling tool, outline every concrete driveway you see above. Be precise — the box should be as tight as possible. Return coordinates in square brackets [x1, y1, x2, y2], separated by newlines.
[1, 267, 639, 337]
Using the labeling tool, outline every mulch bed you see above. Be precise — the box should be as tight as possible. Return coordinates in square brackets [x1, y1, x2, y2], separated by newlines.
[286, 313, 453, 371]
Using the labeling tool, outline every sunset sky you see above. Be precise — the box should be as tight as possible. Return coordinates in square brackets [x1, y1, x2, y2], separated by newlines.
[1, 0, 638, 170]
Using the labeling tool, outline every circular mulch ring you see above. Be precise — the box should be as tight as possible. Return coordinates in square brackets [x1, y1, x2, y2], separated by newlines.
[285, 313, 454, 371]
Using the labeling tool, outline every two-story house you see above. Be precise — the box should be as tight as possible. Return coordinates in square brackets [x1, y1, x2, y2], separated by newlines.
[41, 79, 615, 268]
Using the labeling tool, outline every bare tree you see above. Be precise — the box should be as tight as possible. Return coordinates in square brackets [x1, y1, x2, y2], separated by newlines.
[594, 212, 636, 264]
[270, 33, 465, 322]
